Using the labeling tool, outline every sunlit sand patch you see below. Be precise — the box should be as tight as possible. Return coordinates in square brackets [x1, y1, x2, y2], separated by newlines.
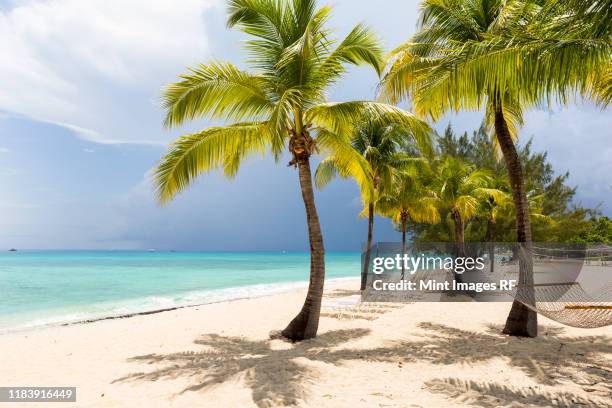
[321, 290, 406, 320]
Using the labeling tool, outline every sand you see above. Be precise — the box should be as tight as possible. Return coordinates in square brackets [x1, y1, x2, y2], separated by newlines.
[1, 278, 610, 408]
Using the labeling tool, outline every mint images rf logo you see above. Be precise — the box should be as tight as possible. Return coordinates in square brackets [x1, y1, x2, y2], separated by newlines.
[371, 278, 517, 293]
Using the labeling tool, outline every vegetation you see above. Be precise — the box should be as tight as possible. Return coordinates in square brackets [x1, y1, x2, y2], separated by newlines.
[155, 0, 609, 340]
[377, 168, 439, 279]
[154, 0, 429, 341]
[315, 113, 431, 289]
[379, 0, 611, 337]
[572, 216, 612, 244]
[379, 0, 541, 337]
[430, 157, 502, 257]
[414, 123, 596, 244]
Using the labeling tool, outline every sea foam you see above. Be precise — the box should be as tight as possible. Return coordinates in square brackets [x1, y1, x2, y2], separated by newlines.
[0, 277, 357, 334]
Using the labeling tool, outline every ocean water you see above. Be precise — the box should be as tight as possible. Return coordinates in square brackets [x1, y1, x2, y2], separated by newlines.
[0, 251, 360, 333]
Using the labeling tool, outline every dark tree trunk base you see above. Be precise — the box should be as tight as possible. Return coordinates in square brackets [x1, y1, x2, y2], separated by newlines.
[502, 300, 538, 337]
[279, 305, 319, 341]
[269, 329, 312, 343]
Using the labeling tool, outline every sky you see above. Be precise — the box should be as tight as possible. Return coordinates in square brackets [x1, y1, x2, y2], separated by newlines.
[0, 0, 610, 251]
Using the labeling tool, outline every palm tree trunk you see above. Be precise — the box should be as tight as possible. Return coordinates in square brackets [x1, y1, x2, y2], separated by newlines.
[452, 209, 466, 254]
[493, 103, 537, 338]
[486, 217, 495, 273]
[400, 218, 407, 280]
[281, 156, 325, 341]
[452, 209, 465, 283]
[361, 202, 375, 290]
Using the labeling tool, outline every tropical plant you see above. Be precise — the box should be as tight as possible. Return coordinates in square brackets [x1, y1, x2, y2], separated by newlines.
[479, 180, 511, 273]
[154, 0, 429, 341]
[432, 123, 595, 243]
[315, 113, 431, 289]
[571, 216, 612, 244]
[480, 187, 554, 271]
[377, 167, 440, 279]
[379, 0, 545, 336]
[473, 0, 612, 106]
[432, 157, 503, 260]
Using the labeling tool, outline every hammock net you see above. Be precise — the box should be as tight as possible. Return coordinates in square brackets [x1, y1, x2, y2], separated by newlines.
[503, 244, 612, 328]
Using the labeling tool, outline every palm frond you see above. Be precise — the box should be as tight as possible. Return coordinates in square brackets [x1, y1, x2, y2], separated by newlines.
[474, 187, 508, 204]
[380, 0, 611, 117]
[306, 101, 432, 152]
[163, 62, 273, 127]
[316, 128, 374, 202]
[314, 23, 385, 84]
[227, 0, 286, 43]
[155, 122, 270, 203]
[456, 194, 480, 219]
[313, 157, 340, 189]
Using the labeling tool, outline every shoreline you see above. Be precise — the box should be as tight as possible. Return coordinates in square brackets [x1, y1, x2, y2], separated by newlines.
[1, 277, 609, 407]
[0, 277, 359, 336]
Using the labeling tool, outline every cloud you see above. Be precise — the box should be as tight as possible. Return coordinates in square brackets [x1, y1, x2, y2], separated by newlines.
[0, 147, 11, 153]
[0, 0, 220, 144]
[522, 102, 612, 214]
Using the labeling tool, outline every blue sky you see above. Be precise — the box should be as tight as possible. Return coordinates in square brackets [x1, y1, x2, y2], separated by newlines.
[0, 0, 610, 250]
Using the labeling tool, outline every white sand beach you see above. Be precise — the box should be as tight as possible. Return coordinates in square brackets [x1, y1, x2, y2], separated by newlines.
[1, 278, 610, 408]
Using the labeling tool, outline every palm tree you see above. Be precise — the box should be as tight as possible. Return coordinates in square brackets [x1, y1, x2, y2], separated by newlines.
[487, 190, 551, 266]
[315, 114, 431, 290]
[379, 0, 541, 337]
[472, 171, 512, 273]
[381, 0, 611, 336]
[466, 0, 611, 106]
[482, 196, 504, 273]
[377, 168, 440, 279]
[433, 157, 500, 264]
[154, 0, 429, 341]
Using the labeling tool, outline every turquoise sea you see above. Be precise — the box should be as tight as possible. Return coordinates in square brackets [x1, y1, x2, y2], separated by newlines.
[0, 251, 360, 333]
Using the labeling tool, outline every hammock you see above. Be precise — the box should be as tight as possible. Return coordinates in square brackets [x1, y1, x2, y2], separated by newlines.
[509, 282, 612, 328]
[413, 264, 612, 328]
[409, 266, 612, 328]
[367, 243, 612, 328]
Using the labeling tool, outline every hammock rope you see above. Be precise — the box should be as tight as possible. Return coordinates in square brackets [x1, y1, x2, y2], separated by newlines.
[372, 244, 612, 328]
[406, 267, 612, 328]
[500, 245, 612, 328]
[508, 282, 612, 328]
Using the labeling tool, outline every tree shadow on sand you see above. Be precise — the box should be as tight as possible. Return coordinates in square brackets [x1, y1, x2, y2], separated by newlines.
[114, 323, 611, 407]
[114, 328, 403, 407]
[405, 322, 611, 390]
[424, 378, 610, 408]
